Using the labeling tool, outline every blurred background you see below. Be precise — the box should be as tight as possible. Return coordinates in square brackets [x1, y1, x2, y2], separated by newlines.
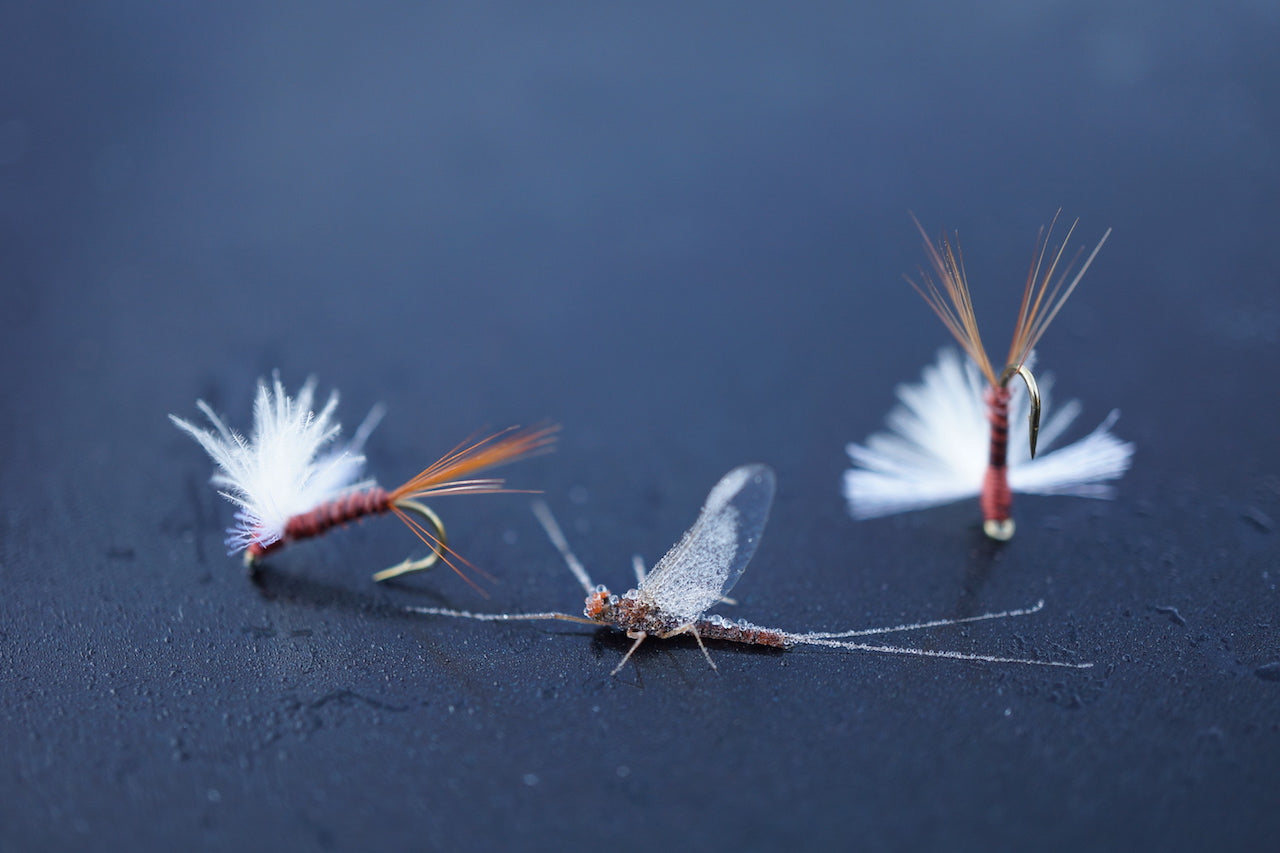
[2, 2, 1277, 850]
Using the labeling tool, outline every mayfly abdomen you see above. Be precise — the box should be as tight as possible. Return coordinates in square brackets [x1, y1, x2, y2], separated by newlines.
[696, 615, 789, 648]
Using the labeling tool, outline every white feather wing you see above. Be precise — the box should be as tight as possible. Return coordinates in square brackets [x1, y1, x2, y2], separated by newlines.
[843, 349, 988, 518]
[843, 349, 1134, 519]
[171, 375, 374, 551]
[1008, 410, 1134, 496]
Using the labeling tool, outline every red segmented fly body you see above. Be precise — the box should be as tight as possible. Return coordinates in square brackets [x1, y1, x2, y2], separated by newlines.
[979, 385, 1014, 536]
[252, 425, 557, 586]
[907, 213, 1111, 539]
[248, 486, 393, 562]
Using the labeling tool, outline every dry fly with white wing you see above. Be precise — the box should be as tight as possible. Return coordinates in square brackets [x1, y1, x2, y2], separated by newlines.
[171, 373, 556, 587]
[844, 213, 1133, 539]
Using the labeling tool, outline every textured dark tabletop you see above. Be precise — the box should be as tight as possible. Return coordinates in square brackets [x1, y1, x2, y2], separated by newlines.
[2, 4, 1278, 851]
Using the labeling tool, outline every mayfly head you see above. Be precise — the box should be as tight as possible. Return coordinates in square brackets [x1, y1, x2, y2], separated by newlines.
[584, 587, 616, 622]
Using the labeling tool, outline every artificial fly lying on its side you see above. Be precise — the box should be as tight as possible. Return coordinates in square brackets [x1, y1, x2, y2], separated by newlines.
[171, 374, 556, 586]
[409, 465, 1093, 675]
[844, 213, 1134, 540]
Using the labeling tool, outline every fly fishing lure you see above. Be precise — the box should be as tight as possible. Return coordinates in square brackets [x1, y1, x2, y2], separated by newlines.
[171, 374, 556, 584]
[844, 348, 1134, 529]
[410, 465, 1092, 675]
[844, 214, 1134, 539]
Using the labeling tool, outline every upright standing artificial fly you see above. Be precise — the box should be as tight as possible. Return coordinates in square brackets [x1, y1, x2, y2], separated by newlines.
[844, 214, 1134, 540]
[409, 465, 1092, 675]
[171, 374, 556, 585]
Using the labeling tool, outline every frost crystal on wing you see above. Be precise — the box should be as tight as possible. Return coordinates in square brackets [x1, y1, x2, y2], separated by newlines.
[843, 349, 1134, 520]
[170, 374, 376, 551]
[638, 465, 775, 623]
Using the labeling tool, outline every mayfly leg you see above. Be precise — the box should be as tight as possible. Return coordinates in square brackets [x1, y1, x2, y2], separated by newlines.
[612, 631, 650, 676]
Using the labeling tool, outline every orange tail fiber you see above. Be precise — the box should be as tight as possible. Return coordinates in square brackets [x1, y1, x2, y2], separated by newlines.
[381, 424, 558, 591]
[389, 424, 559, 503]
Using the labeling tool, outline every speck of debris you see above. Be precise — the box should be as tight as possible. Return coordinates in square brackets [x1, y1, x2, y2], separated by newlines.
[1151, 605, 1186, 627]
[1242, 507, 1274, 533]
[1197, 726, 1226, 745]
[1255, 662, 1280, 682]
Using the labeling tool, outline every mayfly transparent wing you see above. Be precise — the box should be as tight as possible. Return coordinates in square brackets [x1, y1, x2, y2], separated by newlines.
[637, 464, 776, 623]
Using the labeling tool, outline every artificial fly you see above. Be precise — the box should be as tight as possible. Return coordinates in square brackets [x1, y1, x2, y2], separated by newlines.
[844, 213, 1134, 540]
[171, 374, 556, 586]
[410, 465, 1092, 675]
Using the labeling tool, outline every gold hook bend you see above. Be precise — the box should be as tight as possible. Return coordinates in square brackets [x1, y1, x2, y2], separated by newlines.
[373, 499, 448, 582]
[999, 363, 1042, 459]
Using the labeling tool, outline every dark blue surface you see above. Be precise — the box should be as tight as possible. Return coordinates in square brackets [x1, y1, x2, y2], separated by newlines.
[2, 3, 1278, 850]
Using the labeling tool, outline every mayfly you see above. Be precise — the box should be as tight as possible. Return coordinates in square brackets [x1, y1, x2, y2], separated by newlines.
[410, 465, 1092, 675]
[844, 214, 1133, 539]
[171, 373, 556, 586]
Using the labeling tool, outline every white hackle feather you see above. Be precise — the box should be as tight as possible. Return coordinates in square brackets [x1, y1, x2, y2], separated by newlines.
[844, 348, 1134, 520]
[170, 374, 377, 552]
